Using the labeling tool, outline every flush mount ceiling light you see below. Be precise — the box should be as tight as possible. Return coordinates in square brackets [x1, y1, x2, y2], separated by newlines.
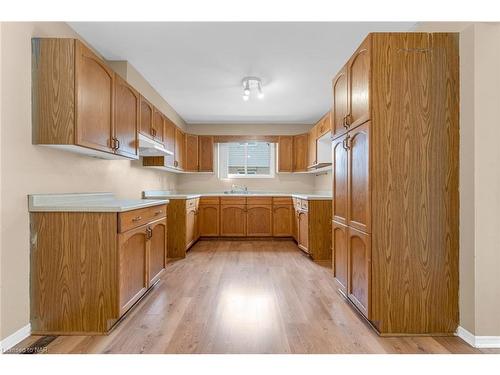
[242, 76, 264, 101]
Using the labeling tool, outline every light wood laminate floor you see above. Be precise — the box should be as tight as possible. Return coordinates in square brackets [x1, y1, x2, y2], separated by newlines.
[14, 240, 497, 354]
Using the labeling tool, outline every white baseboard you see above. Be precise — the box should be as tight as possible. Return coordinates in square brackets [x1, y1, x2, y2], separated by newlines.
[456, 326, 500, 348]
[0, 324, 31, 353]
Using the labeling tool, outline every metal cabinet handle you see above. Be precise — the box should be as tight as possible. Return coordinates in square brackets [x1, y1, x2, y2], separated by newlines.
[146, 226, 152, 239]
[132, 216, 142, 222]
[154, 210, 163, 215]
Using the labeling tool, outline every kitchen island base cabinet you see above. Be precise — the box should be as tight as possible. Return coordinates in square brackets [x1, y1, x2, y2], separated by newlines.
[166, 198, 200, 259]
[30, 206, 167, 335]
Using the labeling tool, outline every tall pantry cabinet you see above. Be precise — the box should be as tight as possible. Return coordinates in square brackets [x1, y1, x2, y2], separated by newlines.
[331, 33, 459, 335]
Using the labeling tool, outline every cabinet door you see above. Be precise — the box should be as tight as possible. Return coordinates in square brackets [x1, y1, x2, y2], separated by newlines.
[347, 37, 370, 129]
[164, 118, 176, 167]
[186, 207, 197, 249]
[332, 135, 348, 224]
[347, 122, 371, 233]
[118, 226, 148, 315]
[75, 41, 114, 153]
[293, 133, 309, 172]
[331, 65, 349, 140]
[220, 205, 246, 237]
[199, 204, 219, 237]
[273, 205, 293, 237]
[139, 96, 153, 138]
[175, 128, 185, 169]
[317, 112, 332, 137]
[307, 127, 317, 167]
[347, 226, 371, 319]
[293, 208, 299, 241]
[114, 74, 139, 159]
[185, 134, 199, 171]
[247, 205, 272, 237]
[198, 135, 214, 172]
[297, 211, 309, 253]
[153, 109, 165, 143]
[332, 220, 348, 294]
[278, 136, 293, 172]
[148, 219, 166, 285]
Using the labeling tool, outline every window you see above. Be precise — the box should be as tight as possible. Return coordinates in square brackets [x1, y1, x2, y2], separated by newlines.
[218, 142, 275, 179]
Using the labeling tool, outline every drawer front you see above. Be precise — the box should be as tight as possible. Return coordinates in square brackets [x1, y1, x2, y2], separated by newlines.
[119, 204, 167, 233]
[300, 199, 309, 211]
[247, 196, 272, 205]
[220, 197, 247, 205]
[273, 197, 292, 205]
[200, 196, 220, 205]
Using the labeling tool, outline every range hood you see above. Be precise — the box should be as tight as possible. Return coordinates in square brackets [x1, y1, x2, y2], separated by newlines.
[138, 134, 174, 157]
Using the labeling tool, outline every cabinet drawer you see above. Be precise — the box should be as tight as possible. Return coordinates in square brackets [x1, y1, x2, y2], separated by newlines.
[300, 199, 309, 211]
[247, 196, 272, 205]
[118, 204, 167, 233]
[273, 197, 292, 205]
[200, 196, 220, 205]
[220, 197, 246, 205]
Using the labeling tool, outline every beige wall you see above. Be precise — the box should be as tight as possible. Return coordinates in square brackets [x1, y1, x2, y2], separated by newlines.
[0, 22, 178, 341]
[415, 22, 500, 336]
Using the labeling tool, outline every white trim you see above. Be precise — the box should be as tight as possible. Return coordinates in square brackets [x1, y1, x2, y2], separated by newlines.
[456, 326, 500, 348]
[0, 323, 31, 353]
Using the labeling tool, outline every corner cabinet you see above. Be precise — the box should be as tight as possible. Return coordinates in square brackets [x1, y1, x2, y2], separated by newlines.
[32, 38, 138, 159]
[30, 204, 168, 335]
[331, 33, 459, 335]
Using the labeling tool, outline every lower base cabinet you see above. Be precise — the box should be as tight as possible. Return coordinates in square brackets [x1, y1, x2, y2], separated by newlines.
[198, 201, 220, 236]
[246, 204, 273, 236]
[332, 220, 348, 294]
[272, 204, 293, 237]
[30, 205, 167, 335]
[166, 198, 200, 259]
[220, 204, 247, 236]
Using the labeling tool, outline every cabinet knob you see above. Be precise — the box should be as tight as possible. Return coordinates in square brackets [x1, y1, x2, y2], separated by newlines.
[132, 216, 142, 222]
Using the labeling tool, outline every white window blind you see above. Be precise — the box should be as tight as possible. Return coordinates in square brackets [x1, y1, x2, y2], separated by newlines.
[219, 142, 275, 178]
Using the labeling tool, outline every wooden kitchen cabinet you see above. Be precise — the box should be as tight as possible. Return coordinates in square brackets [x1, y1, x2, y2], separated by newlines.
[185, 202, 199, 248]
[198, 197, 220, 237]
[293, 133, 308, 172]
[220, 205, 247, 237]
[185, 134, 199, 172]
[198, 135, 214, 172]
[272, 203, 293, 237]
[247, 205, 273, 237]
[331, 65, 349, 140]
[307, 127, 317, 168]
[118, 224, 148, 315]
[148, 219, 167, 285]
[330, 33, 459, 334]
[30, 204, 167, 335]
[153, 108, 165, 144]
[347, 226, 371, 319]
[163, 117, 176, 166]
[33, 38, 139, 159]
[139, 96, 154, 139]
[317, 112, 332, 138]
[165, 198, 199, 259]
[297, 210, 309, 253]
[332, 220, 348, 294]
[278, 136, 294, 172]
[175, 128, 185, 170]
[114, 74, 139, 159]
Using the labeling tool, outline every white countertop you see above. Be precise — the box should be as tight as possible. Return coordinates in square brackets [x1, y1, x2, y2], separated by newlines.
[142, 190, 332, 200]
[28, 193, 169, 212]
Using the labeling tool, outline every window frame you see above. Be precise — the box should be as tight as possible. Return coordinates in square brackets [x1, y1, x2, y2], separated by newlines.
[217, 141, 276, 179]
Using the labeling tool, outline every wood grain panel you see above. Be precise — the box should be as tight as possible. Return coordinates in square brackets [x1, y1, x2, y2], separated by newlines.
[153, 108, 164, 143]
[347, 227, 371, 319]
[31, 38, 75, 145]
[370, 33, 459, 334]
[75, 40, 114, 153]
[198, 204, 220, 237]
[139, 96, 153, 138]
[272, 205, 293, 237]
[220, 205, 246, 237]
[293, 134, 309, 172]
[185, 134, 199, 171]
[277, 136, 294, 172]
[220, 197, 246, 205]
[246, 205, 273, 237]
[348, 122, 371, 233]
[332, 135, 348, 224]
[148, 219, 167, 285]
[213, 135, 279, 143]
[307, 126, 317, 167]
[114, 74, 139, 159]
[118, 205, 166, 233]
[307, 200, 332, 262]
[297, 211, 309, 253]
[30, 212, 118, 334]
[163, 117, 176, 166]
[347, 36, 371, 129]
[331, 65, 349, 140]
[175, 128, 185, 169]
[332, 220, 348, 294]
[198, 135, 214, 172]
[247, 197, 272, 205]
[118, 225, 148, 315]
[165, 199, 188, 259]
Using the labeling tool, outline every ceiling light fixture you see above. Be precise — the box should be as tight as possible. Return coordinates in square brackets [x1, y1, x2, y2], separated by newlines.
[242, 77, 264, 101]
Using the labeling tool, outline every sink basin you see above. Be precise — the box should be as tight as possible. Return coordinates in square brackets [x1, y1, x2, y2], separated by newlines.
[223, 190, 250, 194]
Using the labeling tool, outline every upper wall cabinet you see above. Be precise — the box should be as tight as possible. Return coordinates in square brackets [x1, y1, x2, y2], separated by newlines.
[114, 74, 139, 159]
[32, 38, 138, 159]
[185, 134, 199, 172]
[198, 135, 214, 172]
[277, 136, 293, 172]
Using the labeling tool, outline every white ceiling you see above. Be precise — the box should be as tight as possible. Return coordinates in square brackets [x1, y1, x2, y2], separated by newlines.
[69, 22, 416, 124]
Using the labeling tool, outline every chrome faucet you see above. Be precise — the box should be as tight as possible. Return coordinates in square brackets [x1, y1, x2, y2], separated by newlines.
[230, 184, 248, 194]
